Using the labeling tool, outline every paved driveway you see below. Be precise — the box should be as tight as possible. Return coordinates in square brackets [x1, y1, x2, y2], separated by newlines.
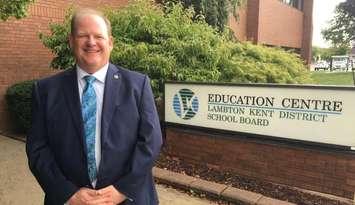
[0, 135, 216, 205]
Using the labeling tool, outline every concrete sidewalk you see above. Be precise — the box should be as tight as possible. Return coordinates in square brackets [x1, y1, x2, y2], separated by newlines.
[2, 134, 354, 205]
[0, 134, 298, 205]
[0, 135, 218, 205]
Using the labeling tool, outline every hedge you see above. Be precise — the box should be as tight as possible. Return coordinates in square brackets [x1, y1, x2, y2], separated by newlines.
[5, 80, 35, 133]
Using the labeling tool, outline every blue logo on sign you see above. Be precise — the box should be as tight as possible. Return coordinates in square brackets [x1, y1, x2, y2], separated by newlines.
[173, 89, 199, 120]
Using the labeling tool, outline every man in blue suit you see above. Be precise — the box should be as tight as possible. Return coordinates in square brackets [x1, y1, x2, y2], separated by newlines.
[26, 8, 162, 205]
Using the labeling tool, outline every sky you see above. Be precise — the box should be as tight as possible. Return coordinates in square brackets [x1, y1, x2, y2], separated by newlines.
[312, 0, 346, 48]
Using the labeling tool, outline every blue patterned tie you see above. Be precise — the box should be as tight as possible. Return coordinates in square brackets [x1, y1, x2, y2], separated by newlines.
[82, 75, 97, 183]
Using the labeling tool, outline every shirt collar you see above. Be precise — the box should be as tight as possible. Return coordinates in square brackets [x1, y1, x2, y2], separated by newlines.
[76, 63, 109, 83]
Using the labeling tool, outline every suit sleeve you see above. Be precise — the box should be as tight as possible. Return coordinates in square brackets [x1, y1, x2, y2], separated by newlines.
[26, 82, 79, 203]
[113, 76, 163, 199]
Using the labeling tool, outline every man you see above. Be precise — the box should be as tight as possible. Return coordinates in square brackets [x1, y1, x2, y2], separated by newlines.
[26, 8, 162, 205]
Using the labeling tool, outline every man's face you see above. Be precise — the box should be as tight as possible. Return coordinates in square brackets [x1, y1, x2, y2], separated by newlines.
[69, 14, 113, 73]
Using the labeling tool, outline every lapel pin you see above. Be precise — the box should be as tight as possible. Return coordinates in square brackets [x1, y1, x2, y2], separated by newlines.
[114, 74, 119, 79]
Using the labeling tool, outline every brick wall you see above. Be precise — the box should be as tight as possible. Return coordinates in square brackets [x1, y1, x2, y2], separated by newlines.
[0, 0, 128, 131]
[232, 0, 312, 64]
[228, 6, 247, 41]
[258, 0, 303, 49]
[165, 127, 355, 199]
[246, 0, 260, 43]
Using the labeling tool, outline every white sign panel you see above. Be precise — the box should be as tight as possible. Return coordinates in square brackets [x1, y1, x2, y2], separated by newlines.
[165, 83, 355, 147]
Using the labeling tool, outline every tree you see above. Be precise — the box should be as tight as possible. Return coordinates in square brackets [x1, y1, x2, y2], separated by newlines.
[158, 0, 245, 32]
[322, 0, 355, 47]
[312, 45, 349, 62]
[0, 0, 34, 21]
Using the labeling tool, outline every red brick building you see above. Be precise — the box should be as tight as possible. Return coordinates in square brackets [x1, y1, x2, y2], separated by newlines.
[0, 0, 128, 131]
[230, 0, 313, 64]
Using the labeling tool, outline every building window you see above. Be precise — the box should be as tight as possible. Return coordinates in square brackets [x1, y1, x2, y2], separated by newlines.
[280, 0, 303, 10]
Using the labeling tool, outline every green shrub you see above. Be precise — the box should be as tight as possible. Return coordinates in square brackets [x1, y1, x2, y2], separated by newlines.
[5, 80, 35, 133]
[39, 0, 312, 97]
[39, 9, 73, 69]
[107, 2, 225, 96]
[219, 43, 312, 84]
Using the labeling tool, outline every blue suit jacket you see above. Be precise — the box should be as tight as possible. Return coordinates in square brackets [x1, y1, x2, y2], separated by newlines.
[26, 64, 162, 205]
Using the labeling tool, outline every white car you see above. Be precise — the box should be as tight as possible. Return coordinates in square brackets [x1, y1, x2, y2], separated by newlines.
[314, 61, 329, 71]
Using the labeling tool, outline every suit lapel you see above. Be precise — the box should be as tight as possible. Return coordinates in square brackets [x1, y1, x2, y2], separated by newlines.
[101, 64, 122, 143]
[62, 68, 87, 155]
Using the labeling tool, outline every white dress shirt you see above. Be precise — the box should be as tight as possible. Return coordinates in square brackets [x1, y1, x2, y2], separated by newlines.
[77, 63, 108, 187]
[64, 64, 108, 205]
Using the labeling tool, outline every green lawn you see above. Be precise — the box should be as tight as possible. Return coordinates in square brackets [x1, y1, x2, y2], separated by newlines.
[311, 71, 355, 86]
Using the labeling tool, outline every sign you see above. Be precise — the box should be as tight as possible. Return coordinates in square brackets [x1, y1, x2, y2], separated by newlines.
[165, 82, 355, 147]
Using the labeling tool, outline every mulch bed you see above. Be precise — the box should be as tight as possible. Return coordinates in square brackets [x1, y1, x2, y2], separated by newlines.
[156, 150, 350, 205]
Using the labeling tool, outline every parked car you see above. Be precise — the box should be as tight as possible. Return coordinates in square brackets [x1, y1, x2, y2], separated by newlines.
[314, 60, 329, 71]
[331, 55, 349, 71]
